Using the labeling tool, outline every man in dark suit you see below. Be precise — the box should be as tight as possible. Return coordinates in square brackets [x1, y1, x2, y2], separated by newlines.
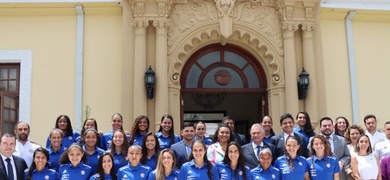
[0, 133, 28, 180]
[222, 116, 247, 146]
[242, 123, 275, 169]
[171, 122, 195, 168]
[309, 117, 350, 180]
[270, 113, 309, 159]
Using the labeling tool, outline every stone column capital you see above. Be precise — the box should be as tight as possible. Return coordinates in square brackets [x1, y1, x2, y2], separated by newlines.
[301, 23, 316, 32]
[153, 20, 170, 29]
[282, 22, 299, 38]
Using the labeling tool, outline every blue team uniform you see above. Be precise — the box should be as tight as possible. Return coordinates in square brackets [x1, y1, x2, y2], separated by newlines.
[143, 153, 157, 170]
[89, 173, 114, 180]
[100, 131, 130, 150]
[46, 131, 80, 148]
[110, 150, 128, 173]
[178, 159, 220, 180]
[293, 127, 314, 143]
[48, 145, 67, 171]
[117, 163, 152, 180]
[216, 163, 251, 180]
[147, 168, 179, 180]
[83, 146, 105, 174]
[251, 165, 281, 180]
[131, 132, 149, 146]
[24, 167, 58, 180]
[58, 162, 92, 180]
[194, 136, 212, 146]
[155, 132, 180, 149]
[274, 155, 308, 180]
[306, 155, 340, 180]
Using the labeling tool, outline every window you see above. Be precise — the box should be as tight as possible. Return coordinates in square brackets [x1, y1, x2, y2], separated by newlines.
[0, 64, 20, 135]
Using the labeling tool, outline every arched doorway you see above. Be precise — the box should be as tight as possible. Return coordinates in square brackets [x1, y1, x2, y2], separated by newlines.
[180, 43, 268, 139]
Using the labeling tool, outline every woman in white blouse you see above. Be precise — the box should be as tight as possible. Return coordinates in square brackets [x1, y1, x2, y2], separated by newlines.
[351, 134, 381, 180]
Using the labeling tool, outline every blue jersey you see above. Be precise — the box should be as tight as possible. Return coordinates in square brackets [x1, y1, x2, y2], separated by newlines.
[48, 146, 67, 171]
[216, 163, 251, 180]
[274, 155, 308, 180]
[24, 167, 58, 180]
[117, 163, 152, 180]
[58, 162, 92, 180]
[100, 131, 130, 150]
[251, 165, 280, 180]
[306, 155, 340, 180]
[131, 132, 149, 146]
[194, 136, 213, 146]
[83, 146, 105, 174]
[178, 159, 220, 180]
[110, 150, 128, 173]
[143, 153, 157, 170]
[46, 131, 80, 149]
[156, 132, 180, 149]
[147, 168, 180, 180]
[293, 127, 314, 144]
[89, 173, 114, 180]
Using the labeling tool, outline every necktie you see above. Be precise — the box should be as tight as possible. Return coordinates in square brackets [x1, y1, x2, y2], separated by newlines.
[327, 136, 334, 152]
[6, 158, 14, 180]
[256, 145, 262, 157]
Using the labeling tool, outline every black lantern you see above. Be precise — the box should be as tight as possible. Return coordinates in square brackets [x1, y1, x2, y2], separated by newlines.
[145, 66, 155, 99]
[298, 68, 309, 100]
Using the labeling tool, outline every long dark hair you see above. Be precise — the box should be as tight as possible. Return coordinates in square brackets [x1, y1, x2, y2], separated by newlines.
[109, 130, 129, 161]
[211, 123, 235, 143]
[96, 152, 117, 180]
[55, 115, 73, 135]
[27, 147, 50, 180]
[83, 128, 100, 148]
[140, 132, 160, 165]
[129, 115, 150, 144]
[158, 114, 176, 146]
[334, 116, 350, 137]
[309, 135, 334, 157]
[284, 136, 299, 170]
[59, 143, 88, 165]
[222, 141, 247, 180]
[189, 140, 213, 180]
[296, 112, 315, 137]
[260, 115, 275, 136]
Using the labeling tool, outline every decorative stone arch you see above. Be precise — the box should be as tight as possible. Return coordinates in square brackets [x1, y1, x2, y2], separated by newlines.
[167, 18, 286, 121]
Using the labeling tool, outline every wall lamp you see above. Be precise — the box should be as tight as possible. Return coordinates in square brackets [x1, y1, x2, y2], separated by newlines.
[298, 68, 309, 100]
[145, 66, 155, 99]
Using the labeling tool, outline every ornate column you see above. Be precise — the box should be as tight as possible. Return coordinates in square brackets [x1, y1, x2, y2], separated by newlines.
[282, 22, 300, 114]
[133, 20, 149, 116]
[153, 20, 170, 132]
[301, 23, 318, 121]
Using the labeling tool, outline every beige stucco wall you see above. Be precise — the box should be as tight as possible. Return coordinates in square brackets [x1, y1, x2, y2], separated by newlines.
[321, 9, 390, 128]
[0, 3, 123, 145]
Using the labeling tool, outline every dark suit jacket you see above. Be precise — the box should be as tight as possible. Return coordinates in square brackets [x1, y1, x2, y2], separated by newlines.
[171, 141, 190, 169]
[270, 132, 309, 159]
[0, 155, 28, 180]
[241, 141, 276, 169]
[233, 132, 247, 146]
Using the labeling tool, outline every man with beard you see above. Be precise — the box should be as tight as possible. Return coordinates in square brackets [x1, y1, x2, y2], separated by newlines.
[309, 117, 350, 180]
[13, 122, 40, 168]
[171, 122, 195, 169]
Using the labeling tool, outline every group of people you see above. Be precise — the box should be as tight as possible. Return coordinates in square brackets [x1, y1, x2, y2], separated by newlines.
[0, 112, 390, 179]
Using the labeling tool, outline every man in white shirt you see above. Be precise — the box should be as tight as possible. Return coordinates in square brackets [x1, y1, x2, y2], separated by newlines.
[374, 121, 390, 162]
[364, 114, 385, 148]
[13, 122, 40, 168]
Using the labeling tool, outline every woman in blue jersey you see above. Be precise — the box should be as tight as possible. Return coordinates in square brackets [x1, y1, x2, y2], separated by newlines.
[179, 140, 219, 180]
[148, 149, 179, 180]
[156, 114, 180, 149]
[109, 130, 129, 172]
[274, 136, 310, 180]
[25, 147, 58, 180]
[46, 115, 80, 148]
[47, 128, 67, 171]
[129, 115, 150, 146]
[194, 121, 212, 146]
[307, 135, 340, 180]
[83, 128, 105, 174]
[90, 152, 117, 180]
[251, 148, 280, 180]
[77, 118, 100, 146]
[293, 112, 315, 143]
[58, 143, 92, 180]
[117, 145, 152, 180]
[141, 132, 161, 170]
[216, 141, 251, 180]
[100, 113, 125, 150]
